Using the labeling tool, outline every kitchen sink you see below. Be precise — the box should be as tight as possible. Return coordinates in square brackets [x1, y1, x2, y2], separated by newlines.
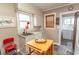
[22, 32, 33, 36]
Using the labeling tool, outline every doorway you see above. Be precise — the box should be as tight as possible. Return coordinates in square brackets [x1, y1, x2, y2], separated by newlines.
[60, 11, 79, 55]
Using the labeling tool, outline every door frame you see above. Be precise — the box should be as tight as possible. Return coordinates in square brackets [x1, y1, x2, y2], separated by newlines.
[59, 10, 79, 54]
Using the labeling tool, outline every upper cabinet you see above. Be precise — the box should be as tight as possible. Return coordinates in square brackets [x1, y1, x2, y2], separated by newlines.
[44, 13, 56, 29]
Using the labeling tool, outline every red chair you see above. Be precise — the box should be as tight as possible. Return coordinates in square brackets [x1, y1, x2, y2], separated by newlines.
[3, 37, 17, 55]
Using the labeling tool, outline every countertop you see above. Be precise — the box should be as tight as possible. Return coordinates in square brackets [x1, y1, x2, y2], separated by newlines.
[18, 31, 42, 38]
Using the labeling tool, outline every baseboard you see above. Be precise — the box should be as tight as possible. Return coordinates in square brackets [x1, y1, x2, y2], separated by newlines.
[54, 42, 60, 46]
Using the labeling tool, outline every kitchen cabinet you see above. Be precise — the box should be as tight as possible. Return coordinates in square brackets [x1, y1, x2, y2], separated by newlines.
[18, 36, 26, 54]
[18, 35, 35, 54]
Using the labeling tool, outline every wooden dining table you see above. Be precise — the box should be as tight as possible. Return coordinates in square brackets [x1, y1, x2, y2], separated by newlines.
[25, 39, 54, 55]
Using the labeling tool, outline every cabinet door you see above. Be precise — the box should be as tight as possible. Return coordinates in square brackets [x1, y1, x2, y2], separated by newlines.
[19, 36, 26, 54]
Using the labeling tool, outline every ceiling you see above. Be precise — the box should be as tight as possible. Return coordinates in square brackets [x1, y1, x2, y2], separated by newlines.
[30, 3, 73, 11]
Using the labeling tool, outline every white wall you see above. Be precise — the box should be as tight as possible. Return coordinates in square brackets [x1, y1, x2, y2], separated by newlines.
[0, 3, 19, 54]
[43, 29, 60, 44]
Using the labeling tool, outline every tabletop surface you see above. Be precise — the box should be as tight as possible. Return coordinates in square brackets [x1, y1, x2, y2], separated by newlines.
[25, 39, 53, 53]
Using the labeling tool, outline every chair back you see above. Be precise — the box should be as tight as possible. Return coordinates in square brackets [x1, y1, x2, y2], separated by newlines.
[3, 37, 14, 45]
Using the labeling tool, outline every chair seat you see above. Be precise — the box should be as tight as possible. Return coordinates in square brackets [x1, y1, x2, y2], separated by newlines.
[5, 44, 16, 52]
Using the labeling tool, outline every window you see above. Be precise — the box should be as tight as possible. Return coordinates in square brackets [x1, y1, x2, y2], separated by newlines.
[18, 11, 34, 33]
[63, 17, 74, 25]
[62, 15, 74, 30]
[44, 13, 56, 29]
[19, 13, 30, 29]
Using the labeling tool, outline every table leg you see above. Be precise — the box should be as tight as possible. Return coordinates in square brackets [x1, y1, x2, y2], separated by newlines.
[50, 45, 53, 55]
[28, 47, 31, 55]
[48, 44, 53, 55]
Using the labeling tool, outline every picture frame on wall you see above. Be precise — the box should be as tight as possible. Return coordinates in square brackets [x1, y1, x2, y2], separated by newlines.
[44, 13, 56, 29]
[0, 16, 16, 28]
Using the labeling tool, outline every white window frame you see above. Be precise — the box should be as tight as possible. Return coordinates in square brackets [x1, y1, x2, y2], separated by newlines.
[17, 11, 34, 34]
